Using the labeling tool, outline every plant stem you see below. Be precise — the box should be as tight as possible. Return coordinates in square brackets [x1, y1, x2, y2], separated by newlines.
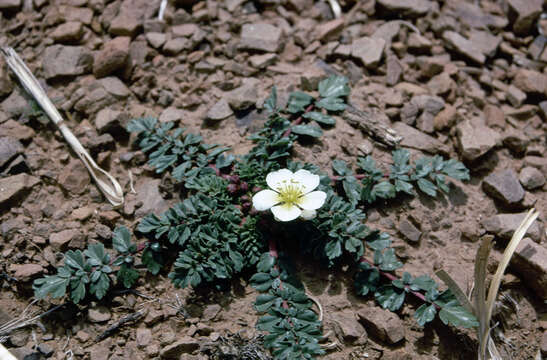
[268, 238, 289, 309]
[110, 242, 148, 265]
[283, 104, 315, 137]
[359, 256, 441, 310]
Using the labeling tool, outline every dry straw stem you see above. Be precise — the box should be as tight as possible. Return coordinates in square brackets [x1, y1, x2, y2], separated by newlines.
[1, 47, 124, 207]
[0, 343, 17, 360]
[436, 208, 539, 360]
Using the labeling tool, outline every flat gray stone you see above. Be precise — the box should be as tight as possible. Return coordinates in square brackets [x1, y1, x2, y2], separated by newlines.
[443, 31, 486, 64]
[240, 23, 282, 53]
[512, 237, 547, 299]
[399, 219, 421, 243]
[482, 169, 525, 207]
[88, 306, 111, 323]
[160, 337, 199, 358]
[0, 136, 23, 168]
[42, 45, 93, 79]
[0, 173, 40, 208]
[207, 99, 233, 121]
[357, 307, 404, 344]
[519, 166, 545, 190]
[225, 79, 259, 110]
[351, 37, 386, 68]
[456, 120, 500, 161]
[377, 0, 431, 16]
[392, 122, 449, 155]
[482, 212, 543, 243]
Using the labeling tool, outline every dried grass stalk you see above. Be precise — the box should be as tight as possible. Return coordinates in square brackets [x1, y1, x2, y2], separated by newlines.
[1, 47, 124, 207]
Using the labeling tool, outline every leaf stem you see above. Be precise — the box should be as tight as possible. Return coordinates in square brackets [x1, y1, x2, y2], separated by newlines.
[283, 104, 315, 137]
[359, 256, 441, 310]
[268, 238, 289, 309]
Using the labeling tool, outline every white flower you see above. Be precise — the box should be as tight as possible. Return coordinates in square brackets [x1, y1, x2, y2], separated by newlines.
[252, 169, 327, 222]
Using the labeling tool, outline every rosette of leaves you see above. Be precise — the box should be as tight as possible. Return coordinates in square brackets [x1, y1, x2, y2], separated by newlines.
[251, 252, 324, 360]
[334, 149, 470, 204]
[355, 263, 479, 328]
[137, 193, 264, 289]
[33, 244, 113, 304]
[111, 226, 140, 288]
[127, 117, 231, 183]
[285, 75, 350, 139]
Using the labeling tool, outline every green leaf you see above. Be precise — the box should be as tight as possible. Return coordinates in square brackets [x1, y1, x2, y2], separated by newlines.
[142, 248, 162, 275]
[417, 178, 437, 197]
[375, 285, 405, 311]
[371, 181, 396, 200]
[254, 294, 278, 313]
[414, 304, 437, 326]
[90, 271, 110, 300]
[410, 275, 437, 293]
[112, 226, 135, 254]
[265, 86, 277, 113]
[33, 275, 70, 299]
[84, 243, 110, 267]
[302, 111, 336, 125]
[70, 278, 87, 304]
[64, 250, 86, 271]
[287, 92, 313, 114]
[127, 117, 157, 133]
[438, 301, 479, 328]
[394, 179, 414, 195]
[250, 272, 274, 292]
[257, 253, 276, 273]
[117, 265, 139, 288]
[291, 124, 323, 138]
[376, 249, 403, 271]
[318, 75, 350, 99]
[325, 240, 342, 260]
[354, 263, 379, 296]
[442, 159, 470, 181]
[332, 159, 351, 176]
[315, 97, 346, 111]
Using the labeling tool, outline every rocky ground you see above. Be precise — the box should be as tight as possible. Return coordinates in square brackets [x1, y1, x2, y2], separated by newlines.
[0, 0, 546, 359]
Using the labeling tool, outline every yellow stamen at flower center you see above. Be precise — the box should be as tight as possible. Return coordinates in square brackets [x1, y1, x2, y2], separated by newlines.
[276, 183, 304, 206]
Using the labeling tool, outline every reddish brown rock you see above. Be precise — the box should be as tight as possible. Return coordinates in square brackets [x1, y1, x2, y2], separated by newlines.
[0, 174, 40, 209]
[93, 36, 130, 78]
[512, 238, 547, 299]
[513, 69, 547, 96]
[240, 23, 282, 53]
[456, 119, 500, 161]
[9, 263, 44, 282]
[357, 307, 405, 344]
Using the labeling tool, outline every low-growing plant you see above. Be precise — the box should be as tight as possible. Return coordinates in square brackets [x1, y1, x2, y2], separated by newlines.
[34, 75, 478, 359]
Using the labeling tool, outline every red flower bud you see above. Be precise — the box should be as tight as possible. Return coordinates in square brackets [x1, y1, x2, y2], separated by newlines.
[227, 183, 239, 194]
[252, 186, 262, 193]
[239, 182, 249, 192]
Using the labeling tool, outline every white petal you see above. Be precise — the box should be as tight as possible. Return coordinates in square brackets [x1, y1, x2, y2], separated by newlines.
[252, 190, 280, 211]
[298, 191, 327, 210]
[266, 169, 294, 191]
[292, 169, 320, 193]
[300, 209, 317, 220]
[271, 204, 302, 222]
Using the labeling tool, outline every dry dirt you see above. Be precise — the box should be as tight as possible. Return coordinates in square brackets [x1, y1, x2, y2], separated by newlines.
[1, 0, 546, 359]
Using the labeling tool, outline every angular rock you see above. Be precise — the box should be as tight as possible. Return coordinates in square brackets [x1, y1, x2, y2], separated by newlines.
[484, 104, 505, 129]
[202, 304, 221, 321]
[512, 238, 547, 299]
[392, 122, 449, 155]
[482, 169, 525, 207]
[109, 13, 140, 37]
[468, 30, 501, 58]
[93, 36, 130, 78]
[443, 31, 485, 64]
[0, 174, 40, 209]
[240, 23, 282, 53]
[172, 23, 199, 38]
[331, 311, 366, 343]
[163, 38, 190, 55]
[0, 59, 14, 98]
[427, 72, 454, 96]
[89, 344, 110, 360]
[0, 136, 23, 169]
[160, 337, 199, 358]
[434, 104, 457, 131]
[207, 99, 233, 121]
[519, 166, 545, 190]
[249, 53, 277, 69]
[502, 129, 528, 155]
[43, 45, 93, 79]
[0, 0, 20, 9]
[9, 263, 44, 282]
[399, 219, 421, 243]
[357, 307, 405, 344]
[159, 107, 184, 123]
[49, 229, 82, 251]
[377, 0, 431, 17]
[225, 79, 258, 110]
[136, 328, 152, 347]
[481, 212, 543, 243]
[456, 120, 500, 161]
[315, 18, 344, 42]
[351, 37, 385, 68]
[58, 160, 90, 194]
[98, 77, 131, 99]
[507, 0, 543, 35]
[0, 120, 35, 141]
[145, 32, 166, 49]
[135, 179, 169, 217]
[51, 21, 84, 43]
[386, 56, 402, 86]
[512, 69, 547, 95]
[507, 85, 526, 107]
[95, 108, 124, 134]
[88, 306, 111, 323]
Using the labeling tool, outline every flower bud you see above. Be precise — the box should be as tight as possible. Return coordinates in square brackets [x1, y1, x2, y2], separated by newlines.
[242, 201, 251, 211]
[230, 175, 240, 183]
[227, 183, 239, 194]
[252, 186, 262, 193]
[239, 181, 249, 192]
[240, 195, 250, 202]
